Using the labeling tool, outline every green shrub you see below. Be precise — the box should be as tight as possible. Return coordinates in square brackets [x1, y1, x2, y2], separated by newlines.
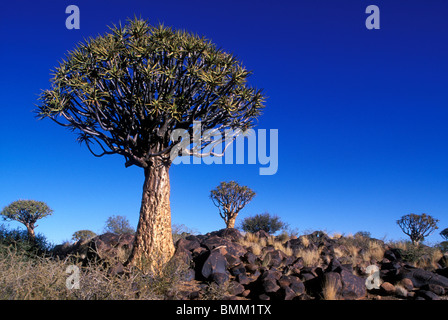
[0, 224, 53, 256]
[104, 215, 135, 235]
[240, 212, 286, 234]
[72, 230, 97, 242]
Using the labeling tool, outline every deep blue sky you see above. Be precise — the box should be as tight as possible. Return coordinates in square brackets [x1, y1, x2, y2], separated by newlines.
[0, 0, 447, 245]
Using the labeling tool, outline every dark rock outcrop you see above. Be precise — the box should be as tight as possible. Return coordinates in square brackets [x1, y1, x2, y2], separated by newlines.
[53, 228, 448, 300]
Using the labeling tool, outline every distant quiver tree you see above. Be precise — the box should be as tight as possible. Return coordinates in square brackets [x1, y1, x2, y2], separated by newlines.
[396, 213, 439, 245]
[0, 200, 53, 243]
[210, 181, 255, 229]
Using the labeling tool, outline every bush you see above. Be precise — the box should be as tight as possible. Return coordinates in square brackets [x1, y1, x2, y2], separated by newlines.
[240, 212, 286, 234]
[104, 215, 134, 235]
[72, 230, 97, 242]
[0, 224, 53, 256]
[389, 240, 443, 270]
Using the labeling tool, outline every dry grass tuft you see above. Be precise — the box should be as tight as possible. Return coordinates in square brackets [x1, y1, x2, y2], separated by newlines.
[0, 244, 190, 300]
[322, 277, 340, 300]
[295, 248, 321, 267]
[238, 232, 293, 257]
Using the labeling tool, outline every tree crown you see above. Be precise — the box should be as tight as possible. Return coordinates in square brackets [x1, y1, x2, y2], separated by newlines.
[72, 229, 97, 242]
[37, 18, 265, 168]
[396, 213, 439, 244]
[1, 200, 53, 227]
[210, 180, 256, 219]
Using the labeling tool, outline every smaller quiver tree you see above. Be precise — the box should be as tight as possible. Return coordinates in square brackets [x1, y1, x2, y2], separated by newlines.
[210, 181, 255, 228]
[1, 200, 53, 243]
[72, 230, 97, 242]
[396, 213, 439, 246]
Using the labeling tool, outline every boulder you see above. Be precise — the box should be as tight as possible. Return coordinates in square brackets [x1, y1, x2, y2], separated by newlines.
[176, 237, 201, 252]
[236, 273, 251, 285]
[398, 278, 414, 292]
[326, 258, 343, 273]
[398, 265, 448, 288]
[262, 278, 280, 293]
[273, 286, 297, 300]
[290, 257, 304, 273]
[263, 250, 285, 268]
[201, 247, 229, 282]
[227, 281, 245, 296]
[86, 233, 134, 263]
[201, 235, 246, 258]
[281, 275, 306, 296]
[380, 282, 396, 295]
[171, 247, 193, 271]
[243, 251, 257, 265]
[224, 253, 241, 268]
[245, 263, 259, 274]
[421, 284, 445, 296]
[230, 264, 246, 276]
[212, 273, 230, 285]
[415, 290, 440, 300]
[207, 228, 243, 242]
[260, 269, 281, 293]
[339, 269, 367, 299]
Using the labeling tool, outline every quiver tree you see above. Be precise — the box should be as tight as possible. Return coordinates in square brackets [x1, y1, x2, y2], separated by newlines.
[72, 230, 97, 242]
[36, 18, 265, 271]
[0, 200, 53, 243]
[210, 181, 255, 228]
[396, 213, 439, 246]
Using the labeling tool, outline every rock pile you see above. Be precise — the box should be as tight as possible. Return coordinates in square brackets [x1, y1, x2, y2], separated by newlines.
[57, 229, 448, 300]
[172, 229, 448, 300]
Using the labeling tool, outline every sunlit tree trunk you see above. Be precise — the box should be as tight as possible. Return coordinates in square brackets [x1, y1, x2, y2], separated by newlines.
[26, 224, 36, 243]
[127, 157, 175, 272]
[226, 216, 237, 229]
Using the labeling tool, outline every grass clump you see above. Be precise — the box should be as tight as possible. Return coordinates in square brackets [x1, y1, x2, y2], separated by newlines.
[238, 232, 293, 257]
[0, 240, 191, 300]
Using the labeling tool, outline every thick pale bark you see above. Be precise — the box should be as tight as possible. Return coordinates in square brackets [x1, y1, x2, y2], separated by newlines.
[127, 158, 175, 272]
[226, 215, 237, 229]
[26, 225, 36, 243]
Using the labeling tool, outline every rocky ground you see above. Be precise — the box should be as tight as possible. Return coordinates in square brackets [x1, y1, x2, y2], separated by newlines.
[55, 229, 448, 300]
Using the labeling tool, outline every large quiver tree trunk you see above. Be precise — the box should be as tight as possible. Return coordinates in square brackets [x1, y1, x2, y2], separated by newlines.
[127, 157, 175, 272]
